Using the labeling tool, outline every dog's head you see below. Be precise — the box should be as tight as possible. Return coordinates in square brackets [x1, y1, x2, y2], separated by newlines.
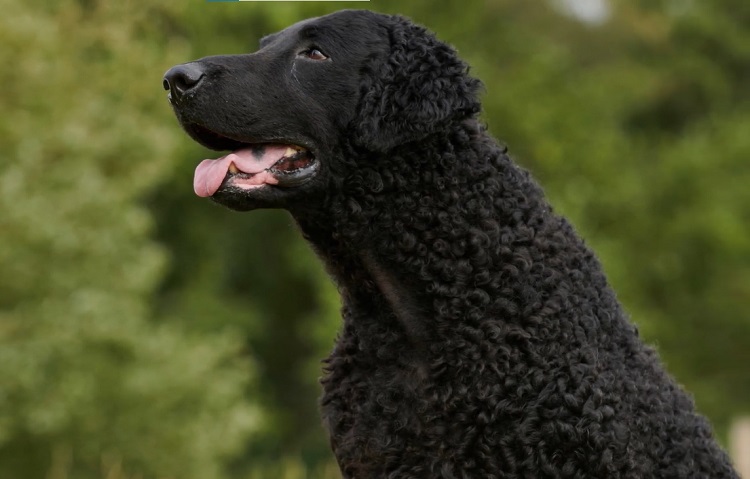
[164, 9, 481, 211]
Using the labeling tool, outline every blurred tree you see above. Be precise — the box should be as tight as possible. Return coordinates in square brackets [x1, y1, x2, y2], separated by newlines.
[0, 1, 256, 478]
[602, 0, 750, 433]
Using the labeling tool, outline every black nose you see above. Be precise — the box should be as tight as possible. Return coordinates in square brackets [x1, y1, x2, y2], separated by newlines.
[163, 63, 205, 102]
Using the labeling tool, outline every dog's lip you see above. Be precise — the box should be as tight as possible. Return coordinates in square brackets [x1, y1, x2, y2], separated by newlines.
[220, 154, 320, 192]
[225, 147, 319, 188]
[183, 121, 318, 156]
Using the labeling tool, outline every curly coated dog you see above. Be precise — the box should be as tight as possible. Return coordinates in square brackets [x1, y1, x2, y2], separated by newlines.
[164, 9, 738, 478]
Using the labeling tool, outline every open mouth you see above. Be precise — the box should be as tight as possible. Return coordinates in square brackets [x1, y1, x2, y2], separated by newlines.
[194, 144, 318, 197]
[186, 125, 318, 197]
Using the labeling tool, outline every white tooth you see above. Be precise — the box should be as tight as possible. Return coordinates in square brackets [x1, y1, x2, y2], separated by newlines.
[228, 162, 239, 174]
[284, 147, 296, 157]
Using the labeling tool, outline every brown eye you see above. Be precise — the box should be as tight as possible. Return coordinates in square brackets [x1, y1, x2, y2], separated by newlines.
[302, 48, 328, 61]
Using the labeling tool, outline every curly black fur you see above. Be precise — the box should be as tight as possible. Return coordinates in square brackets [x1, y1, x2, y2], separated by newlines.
[166, 10, 738, 478]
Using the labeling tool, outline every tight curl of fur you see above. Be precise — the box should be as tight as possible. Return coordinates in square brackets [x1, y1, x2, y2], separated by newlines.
[291, 12, 739, 479]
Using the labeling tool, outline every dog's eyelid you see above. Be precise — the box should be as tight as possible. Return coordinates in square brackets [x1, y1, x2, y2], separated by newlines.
[298, 47, 329, 61]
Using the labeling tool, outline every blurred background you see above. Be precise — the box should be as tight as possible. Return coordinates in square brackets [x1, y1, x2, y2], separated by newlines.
[1, 0, 748, 477]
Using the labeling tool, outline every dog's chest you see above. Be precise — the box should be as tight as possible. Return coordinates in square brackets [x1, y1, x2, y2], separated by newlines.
[319, 309, 483, 477]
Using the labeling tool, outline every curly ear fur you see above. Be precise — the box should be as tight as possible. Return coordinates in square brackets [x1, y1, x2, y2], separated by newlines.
[354, 16, 483, 152]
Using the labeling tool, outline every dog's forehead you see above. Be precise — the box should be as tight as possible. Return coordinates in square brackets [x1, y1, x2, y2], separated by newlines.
[258, 18, 317, 49]
[259, 10, 386, 49]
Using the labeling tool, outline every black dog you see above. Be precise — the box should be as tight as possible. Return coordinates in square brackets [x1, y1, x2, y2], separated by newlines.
[164, 9, 738, 478]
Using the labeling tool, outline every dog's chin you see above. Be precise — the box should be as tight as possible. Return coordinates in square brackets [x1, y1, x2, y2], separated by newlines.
[210, 185, 287, 211]
[209, 179, 319, 212]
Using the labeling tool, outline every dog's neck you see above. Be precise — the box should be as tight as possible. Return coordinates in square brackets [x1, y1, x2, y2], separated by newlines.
[292, 120, 628, 367]
[291, 123, 596, 354]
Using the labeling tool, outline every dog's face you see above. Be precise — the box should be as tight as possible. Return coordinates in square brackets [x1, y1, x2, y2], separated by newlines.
[164, 10, 390, 211]
[164, 10, 481, 212]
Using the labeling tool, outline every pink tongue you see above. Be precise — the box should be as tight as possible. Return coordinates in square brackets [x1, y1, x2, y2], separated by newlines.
[193, 145, 291, 197]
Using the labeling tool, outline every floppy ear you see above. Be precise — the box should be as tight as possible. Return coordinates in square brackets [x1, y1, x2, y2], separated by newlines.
[354, 16, 483, 152]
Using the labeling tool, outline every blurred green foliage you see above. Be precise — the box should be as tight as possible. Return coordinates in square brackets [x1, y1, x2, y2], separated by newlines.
[0, 0, 747, 477]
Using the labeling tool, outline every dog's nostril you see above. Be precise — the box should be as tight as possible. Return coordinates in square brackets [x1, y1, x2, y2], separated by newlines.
[163, 63, 206, 101]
